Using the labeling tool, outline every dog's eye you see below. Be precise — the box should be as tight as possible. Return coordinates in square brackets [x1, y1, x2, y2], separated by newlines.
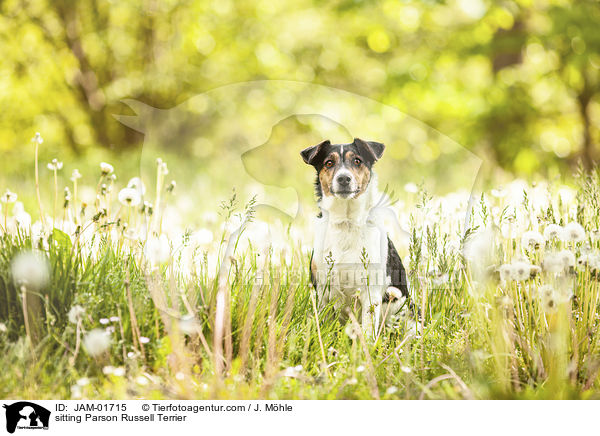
[325, 160, 334, 168]
[354, 158, 362, 165]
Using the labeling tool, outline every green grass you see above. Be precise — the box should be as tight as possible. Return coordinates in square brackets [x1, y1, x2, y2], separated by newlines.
[1, 158, 600, 400]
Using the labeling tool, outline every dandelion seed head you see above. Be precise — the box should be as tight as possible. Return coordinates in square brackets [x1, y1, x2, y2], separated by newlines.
[126, 177, 146, 196]
[100, 162, 114, 175]
[542, 252, 563, 273]
[82, 329, 111, 356]
[31, 223, 49, 250]
[543, 224, 563, 240]
[542, 294, 558, 314]
[11, 251, 50, 290]
[68, 305, 86, 324]
[562, 222, 585, 243]
[12, 204, 31, 229]
[557, 249, 575, 268]
[118, 187, 141, 207]
[539, 284, 554, 299]
[510, 260, 531, 282]
[529, 265, 541, 279]
[545, 298, 556, 310]
[588, 254, 600, 271]
[386, 286, 404, 302]
[157, 160, 169, 175]
[521, 230, 544, 249]
[345, 323, 358, 340]
[1, 189, 17, 204]
[32, 132, 43, 144]
[63, 187, 72, 202]
[498, 264, 513, 282]
[71, 169, 82, 181]
[47, 159, 63, 171]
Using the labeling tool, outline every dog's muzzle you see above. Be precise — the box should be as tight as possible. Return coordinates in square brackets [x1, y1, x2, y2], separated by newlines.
[333, 171, 358, 198]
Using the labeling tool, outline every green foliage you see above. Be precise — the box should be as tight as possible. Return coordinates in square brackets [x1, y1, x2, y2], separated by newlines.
[0, 0, 599, 180]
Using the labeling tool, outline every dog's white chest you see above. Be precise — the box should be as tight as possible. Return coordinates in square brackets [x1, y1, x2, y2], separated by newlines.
[319, 219, 383, 265]
[313, 189, 389, 301]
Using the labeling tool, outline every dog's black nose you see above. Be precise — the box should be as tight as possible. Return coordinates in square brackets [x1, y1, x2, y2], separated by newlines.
[336, 175, 351, 186]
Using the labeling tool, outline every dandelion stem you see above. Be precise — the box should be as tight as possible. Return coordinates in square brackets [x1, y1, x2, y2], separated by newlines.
[155, 167, 162, 234]
[21, 286, 32, 346]
[70, 319, 82, 366]
[53, 168, 58, 227]
[309, 287, 329, 378]
[34, 141, 45, 228]
[73, 179, 78, 225]
[125, 274, 145, 360]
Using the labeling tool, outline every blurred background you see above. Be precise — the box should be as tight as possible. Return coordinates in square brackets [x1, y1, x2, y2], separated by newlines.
[1, 0, 599, 209]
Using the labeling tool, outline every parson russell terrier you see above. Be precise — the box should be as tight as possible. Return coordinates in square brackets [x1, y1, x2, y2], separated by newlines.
[301, 138, 413, 338]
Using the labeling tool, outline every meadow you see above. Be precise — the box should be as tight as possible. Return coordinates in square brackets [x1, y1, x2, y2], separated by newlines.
[1, 133, 599, 400]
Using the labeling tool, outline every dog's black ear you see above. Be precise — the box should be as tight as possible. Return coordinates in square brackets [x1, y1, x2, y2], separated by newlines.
[354, 138, 385, 161]
[300, 140, 330, 165]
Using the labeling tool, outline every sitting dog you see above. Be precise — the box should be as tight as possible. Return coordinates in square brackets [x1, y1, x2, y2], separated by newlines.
[301, 138, 412, 337]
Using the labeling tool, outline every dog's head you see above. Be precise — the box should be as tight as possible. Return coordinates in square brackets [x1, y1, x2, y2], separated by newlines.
[300, 138, 384, 200]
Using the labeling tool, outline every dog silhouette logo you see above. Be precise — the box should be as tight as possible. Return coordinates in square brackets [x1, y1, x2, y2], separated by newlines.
[2, 402, 50, 433]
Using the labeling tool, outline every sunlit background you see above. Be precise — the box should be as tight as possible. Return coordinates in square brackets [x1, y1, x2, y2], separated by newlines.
[1, 0, 599, 206]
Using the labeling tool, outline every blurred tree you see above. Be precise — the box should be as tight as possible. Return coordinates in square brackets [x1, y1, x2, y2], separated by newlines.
[543, 0, 600, 169]
[0, 0, 598, 176]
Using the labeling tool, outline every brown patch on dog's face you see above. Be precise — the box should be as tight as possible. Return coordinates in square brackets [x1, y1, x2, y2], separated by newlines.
[317, 152, 340, 197]
[344, 151, 372, 197]
[300, 138, 385, 200]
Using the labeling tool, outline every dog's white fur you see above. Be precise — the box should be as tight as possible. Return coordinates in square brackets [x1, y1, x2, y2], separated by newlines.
[313, 173, 394, 336]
